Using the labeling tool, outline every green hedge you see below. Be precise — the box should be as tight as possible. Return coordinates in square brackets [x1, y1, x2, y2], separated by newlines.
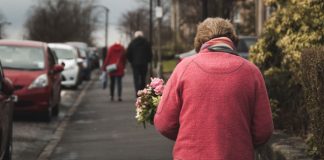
[301, 47, 324, 158]
[249, 0, 324, 134]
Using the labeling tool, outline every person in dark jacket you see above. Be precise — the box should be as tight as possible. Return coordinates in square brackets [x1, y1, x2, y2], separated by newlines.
[126, 31, 152, 96]
[102, 43, 126, 101]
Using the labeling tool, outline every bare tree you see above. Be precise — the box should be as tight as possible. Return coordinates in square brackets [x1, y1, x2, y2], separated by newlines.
[25, 0, 97, 45]
[0, 10, 9, 39]
[236, 1, 256, 36]
[174, 0, 235, 51]
[119, 0, 236, 54]
[210, 0, 236, 19]
[119, 7, 150, 39]
[118, 2, 171, 45]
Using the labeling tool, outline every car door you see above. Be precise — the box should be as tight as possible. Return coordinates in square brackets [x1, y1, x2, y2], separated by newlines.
[0, 61, 13, 158]
[47, 48, 61, 106]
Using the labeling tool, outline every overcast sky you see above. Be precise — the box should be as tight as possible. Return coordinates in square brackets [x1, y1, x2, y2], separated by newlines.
[0, 0, 142, 46]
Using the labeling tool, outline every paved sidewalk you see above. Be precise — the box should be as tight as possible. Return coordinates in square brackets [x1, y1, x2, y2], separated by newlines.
[50, 70, 174, 160]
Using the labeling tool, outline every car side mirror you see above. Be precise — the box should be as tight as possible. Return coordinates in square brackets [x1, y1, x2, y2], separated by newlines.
[53, 64, 64, 74]
[77, 58, 83, 64]
[1, 78, 14, 95]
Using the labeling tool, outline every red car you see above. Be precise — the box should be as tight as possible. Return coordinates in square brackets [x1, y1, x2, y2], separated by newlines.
[0, 40, 64, 122]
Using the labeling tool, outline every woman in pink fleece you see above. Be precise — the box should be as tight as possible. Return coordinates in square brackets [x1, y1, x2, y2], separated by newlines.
[154, 17, 273, 160]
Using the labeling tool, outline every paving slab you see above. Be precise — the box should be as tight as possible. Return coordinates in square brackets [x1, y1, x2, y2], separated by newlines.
[50, 71, 174, 160]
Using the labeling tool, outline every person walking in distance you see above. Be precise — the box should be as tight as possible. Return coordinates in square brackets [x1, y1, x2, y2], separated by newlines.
[154, 18, 273, 160]
[126, 31, 152, 96]
[102, 42, 126, 101]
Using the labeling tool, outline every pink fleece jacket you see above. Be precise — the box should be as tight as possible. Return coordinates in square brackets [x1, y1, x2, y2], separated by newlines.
[154, 38, 273, 160]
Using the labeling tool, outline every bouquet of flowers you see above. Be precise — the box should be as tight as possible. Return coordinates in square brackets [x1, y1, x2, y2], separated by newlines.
[135, 77, 165, 128]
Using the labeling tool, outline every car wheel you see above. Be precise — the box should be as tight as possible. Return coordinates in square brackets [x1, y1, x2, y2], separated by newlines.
[42, 107, 52, 122]
[4, 126, 13, 160]
[4, 139, 12, 160]
[77, 75, 82, 86]
[52, 104, 59, 117]
[71, 83, 78, 90]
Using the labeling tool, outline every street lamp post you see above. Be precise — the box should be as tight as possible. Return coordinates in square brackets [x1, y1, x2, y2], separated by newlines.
[92, 5, 110, 46]
[156, 0, 163, 78]
[202, 0, 208, 21]
[149, 0, 153, 44]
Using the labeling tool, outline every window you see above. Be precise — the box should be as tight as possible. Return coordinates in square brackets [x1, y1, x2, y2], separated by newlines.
[52, 48, 75, 60]
[0, 45, 45, 70]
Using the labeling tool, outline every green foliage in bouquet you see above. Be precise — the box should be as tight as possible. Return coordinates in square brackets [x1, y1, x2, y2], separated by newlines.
[249, 0, 324, 134]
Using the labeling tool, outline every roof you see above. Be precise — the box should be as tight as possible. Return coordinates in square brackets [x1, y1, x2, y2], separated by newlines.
[65, 42, 88, 49]
[0, 39, 46, 48]
[48, 43, 76, 50]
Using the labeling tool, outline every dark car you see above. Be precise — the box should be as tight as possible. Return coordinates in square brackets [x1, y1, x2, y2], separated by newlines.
[236, 36, 257, 59]
[175, 36, 257, 61]
[0, 60, 14, 160]
[88, 47, 100, 70]
[0, 40, 64, 122]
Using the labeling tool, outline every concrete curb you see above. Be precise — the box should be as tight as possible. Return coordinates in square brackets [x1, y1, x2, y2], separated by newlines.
[37, 80, 94, 160]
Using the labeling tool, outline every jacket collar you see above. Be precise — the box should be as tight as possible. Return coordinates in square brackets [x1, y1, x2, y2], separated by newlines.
[200, 37, 235, 52]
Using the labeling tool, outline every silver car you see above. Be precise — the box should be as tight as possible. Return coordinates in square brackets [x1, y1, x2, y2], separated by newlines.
[49, 43, 81, 89]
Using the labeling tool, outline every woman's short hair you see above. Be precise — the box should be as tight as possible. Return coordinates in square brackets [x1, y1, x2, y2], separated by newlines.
[194, 17, 238, 52]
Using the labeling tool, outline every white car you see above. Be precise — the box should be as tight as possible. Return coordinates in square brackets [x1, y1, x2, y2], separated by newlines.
[48, 43, 81, 88]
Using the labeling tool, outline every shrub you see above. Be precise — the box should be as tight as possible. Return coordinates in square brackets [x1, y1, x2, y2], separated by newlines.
[301, 47, 324, 158]
[249, 0, 324, 134]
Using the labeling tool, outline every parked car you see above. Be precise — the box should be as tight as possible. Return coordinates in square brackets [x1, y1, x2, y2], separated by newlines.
[49, 43, 82, 89]
[65, 42, 91, 81]
[175, 49, 196, 62]
[88, 47, 100, 70]
[236, 36, 257, 59]
[0, 60, 14, 160]
[0, 40, 64, 121]
[175, 36, 257, 61]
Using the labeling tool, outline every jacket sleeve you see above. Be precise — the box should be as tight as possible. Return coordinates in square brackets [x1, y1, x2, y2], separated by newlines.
[126, 42, 133, 63]
[154, 67, 182, 141]
[252, 69, 274, 147]
[121, 48, 127, 67]
[101, 49, 110, 71]
[147, 41, 153, 63]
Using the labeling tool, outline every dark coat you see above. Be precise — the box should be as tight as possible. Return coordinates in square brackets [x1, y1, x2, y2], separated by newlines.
[102, 43, 126, 77]
[126, 37, 152, 66]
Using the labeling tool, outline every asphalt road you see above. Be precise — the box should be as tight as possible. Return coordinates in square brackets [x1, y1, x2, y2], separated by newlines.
[12, 77, 88, 160]
[12, 69, 173, 160]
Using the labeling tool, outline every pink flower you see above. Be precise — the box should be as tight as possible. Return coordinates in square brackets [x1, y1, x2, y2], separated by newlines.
[150, 78, 164, 89]
[136, 98, 142, 108]
[154, 85, 164, 95]
[143, 88, 148, 94]
[137, 90, 143, 96]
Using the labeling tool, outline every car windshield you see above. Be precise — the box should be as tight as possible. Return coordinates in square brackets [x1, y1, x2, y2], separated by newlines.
[237, 38, 257, 52]
[0, 45, 45, 70]
[52, 48, 75, 60]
